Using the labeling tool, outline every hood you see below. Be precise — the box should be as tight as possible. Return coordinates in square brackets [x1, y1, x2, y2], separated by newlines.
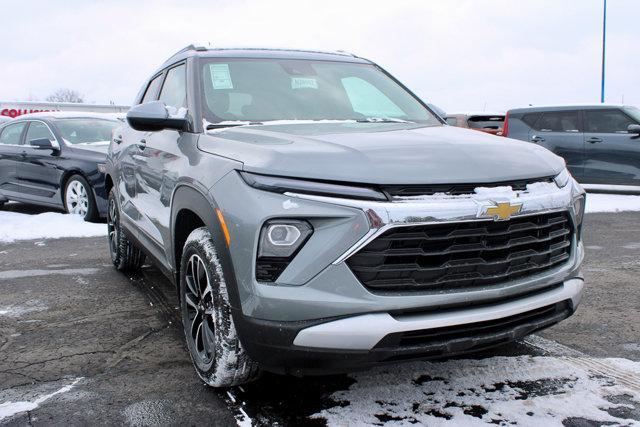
[70, 142, 109, 155]
[197, 123, 565, 185]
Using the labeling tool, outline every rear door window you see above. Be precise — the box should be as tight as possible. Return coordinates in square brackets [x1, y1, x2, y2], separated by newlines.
[159, 64, 187, 108]
[0, 122, 27, 145]
[535, 111, 581, 132]
[584, 109, 636, 133]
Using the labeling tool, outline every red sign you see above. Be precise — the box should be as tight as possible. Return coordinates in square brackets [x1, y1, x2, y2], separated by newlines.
[1, 108, 59, 118]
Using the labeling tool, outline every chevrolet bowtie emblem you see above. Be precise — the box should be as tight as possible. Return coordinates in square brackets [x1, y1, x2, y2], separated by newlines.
[482, 202, 523, 221]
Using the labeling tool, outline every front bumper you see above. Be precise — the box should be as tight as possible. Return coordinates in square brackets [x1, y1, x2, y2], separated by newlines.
[234, 277, 583, 375]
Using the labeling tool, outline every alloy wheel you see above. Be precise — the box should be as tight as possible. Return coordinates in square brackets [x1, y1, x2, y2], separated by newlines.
[107, 197, 119, 261]
[66, 180, 89, 217]
[184, 254, 216, 366]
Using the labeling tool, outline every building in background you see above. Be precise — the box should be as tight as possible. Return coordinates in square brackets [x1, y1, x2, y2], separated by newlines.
[0, 101, 129, 118]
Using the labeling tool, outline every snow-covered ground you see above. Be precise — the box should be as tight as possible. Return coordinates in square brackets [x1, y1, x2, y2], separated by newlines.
[0, 210, 106, 243]
[311, 354, 640, 426]
[585, 193, 640, 213]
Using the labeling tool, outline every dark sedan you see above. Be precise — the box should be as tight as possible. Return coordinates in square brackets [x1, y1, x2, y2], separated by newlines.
[0, 112, 122, 221]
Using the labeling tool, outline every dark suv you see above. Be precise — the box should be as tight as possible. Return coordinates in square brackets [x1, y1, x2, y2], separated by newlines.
[504, 104, 640, 192]
[106, 45, 585, 387]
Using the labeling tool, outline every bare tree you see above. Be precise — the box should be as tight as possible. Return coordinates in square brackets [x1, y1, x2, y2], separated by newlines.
[46, 89, 84, 103]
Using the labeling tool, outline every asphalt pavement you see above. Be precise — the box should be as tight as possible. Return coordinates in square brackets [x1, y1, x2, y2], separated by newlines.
[0, 208, 639, 425]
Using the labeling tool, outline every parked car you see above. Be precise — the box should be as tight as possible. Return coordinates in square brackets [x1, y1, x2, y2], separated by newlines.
[446, 112, 505, 135]
[106, 45, 585, 387]
[0, 112, 121, 220]
[0, 116, 11, 124]
[504, 104, 640, 191]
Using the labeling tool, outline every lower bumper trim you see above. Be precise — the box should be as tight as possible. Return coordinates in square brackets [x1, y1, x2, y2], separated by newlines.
[292, 278, 583, 350]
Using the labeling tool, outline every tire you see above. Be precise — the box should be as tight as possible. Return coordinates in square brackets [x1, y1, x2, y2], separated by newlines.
[64, 174, 97, 221]
[107, 188, 146, 272]
[180, 227, 259, 387]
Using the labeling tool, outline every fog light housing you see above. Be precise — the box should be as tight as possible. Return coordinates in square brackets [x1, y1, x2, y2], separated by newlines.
[256, 219, 313, 281]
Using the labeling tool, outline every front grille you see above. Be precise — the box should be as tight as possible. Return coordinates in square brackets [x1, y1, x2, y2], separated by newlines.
[346, 211, 572, 292]
[383, 177, 554, 198]
[374, 301, 572, 358]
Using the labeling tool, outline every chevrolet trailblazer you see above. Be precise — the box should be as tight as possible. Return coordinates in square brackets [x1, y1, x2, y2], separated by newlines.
[105, 45, 585, 387]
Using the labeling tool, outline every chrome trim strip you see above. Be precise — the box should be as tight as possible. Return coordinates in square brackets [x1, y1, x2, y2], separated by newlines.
[583, 183, 640, 194]
[288, 179, 581, 265]
[292, 278, 583, 350]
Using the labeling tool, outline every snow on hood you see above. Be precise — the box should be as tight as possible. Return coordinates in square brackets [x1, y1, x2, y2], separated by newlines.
[198, 122, 565, 185]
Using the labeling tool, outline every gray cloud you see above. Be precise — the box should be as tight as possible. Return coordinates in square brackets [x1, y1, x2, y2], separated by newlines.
[0, 0, 637, 112]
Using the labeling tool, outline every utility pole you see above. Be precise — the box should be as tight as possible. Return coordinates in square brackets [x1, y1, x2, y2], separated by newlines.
[601, 0, 607, 103]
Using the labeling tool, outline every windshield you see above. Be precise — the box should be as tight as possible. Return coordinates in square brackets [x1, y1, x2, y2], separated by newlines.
[467, 115, 504, 130]
[624, 107, 640, 123]
[54, 118, 120, 144]
[200, 59, 440, 125]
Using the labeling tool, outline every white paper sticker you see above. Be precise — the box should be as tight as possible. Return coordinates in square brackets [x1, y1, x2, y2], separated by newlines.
[210, 64, 233, 90]
[291, 77, 318, 90]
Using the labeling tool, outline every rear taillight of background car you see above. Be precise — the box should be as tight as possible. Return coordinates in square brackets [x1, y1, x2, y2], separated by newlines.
[502, 111, 510, 137]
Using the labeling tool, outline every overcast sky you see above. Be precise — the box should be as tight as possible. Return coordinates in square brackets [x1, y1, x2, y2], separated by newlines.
[1, 0, 638, 112]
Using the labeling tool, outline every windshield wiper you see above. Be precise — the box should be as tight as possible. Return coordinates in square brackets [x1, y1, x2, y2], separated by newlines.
[356, 117, 414, 124]
[206, 122, 264, 130]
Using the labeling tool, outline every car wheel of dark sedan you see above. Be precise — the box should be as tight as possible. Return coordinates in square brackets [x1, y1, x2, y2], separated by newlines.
[64, 174, 97, 221]
[180, 227, 259, 387]
[107, 188, 146, 271]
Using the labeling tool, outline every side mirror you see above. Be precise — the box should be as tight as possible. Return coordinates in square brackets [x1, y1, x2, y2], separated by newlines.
[29, 138, 60, 151]
[628, 124, 640, 135]
[126, 101, 190, 132]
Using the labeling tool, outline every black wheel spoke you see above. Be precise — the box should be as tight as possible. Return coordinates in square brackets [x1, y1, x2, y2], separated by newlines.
[184, 253, 216, 366]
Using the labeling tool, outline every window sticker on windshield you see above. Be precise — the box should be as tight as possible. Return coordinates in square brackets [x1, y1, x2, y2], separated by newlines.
[291, 77, 318, 90]
[210, 64, 234, 90]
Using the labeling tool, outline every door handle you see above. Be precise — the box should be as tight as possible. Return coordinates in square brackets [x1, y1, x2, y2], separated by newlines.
[137, 139, 147, 150]
[587, 137, 603, 144]
[113, 135, 123, 144]
[20, 150, 27, 158]
[531, 135, 545, 143]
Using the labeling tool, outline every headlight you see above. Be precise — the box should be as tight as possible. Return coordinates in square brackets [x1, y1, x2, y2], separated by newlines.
[554, 168, 571, 188]
[240, 171, 388, 201]
[256, 219, 313, 282]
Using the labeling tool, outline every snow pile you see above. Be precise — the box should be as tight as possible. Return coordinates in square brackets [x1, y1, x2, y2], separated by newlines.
[585, 193, 640, 213]
[0, 211, 106, 243]
[313, 356, 640, 426]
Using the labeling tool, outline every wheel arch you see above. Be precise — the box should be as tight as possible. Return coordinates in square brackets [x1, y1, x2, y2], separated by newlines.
[170, 184, 242, 310]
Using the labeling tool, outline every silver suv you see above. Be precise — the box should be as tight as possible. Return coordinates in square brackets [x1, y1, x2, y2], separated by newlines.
[106, 45, 586, 387]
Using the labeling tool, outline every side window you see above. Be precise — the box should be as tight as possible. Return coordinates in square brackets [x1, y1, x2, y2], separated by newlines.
[141, 74, 164, 104]
[0, 122, 27, 145]
[159, 64, 187, 108]
[445, 117, 458, 126]
[535, 111, 580, 132]
[521, 113, 542, 128]
[341, 77, 404, 118]
[25, 122, 55, 145]
[584, 109, 636, 133]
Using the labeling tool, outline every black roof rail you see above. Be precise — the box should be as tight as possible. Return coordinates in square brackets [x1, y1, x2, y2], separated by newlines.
[165, 44, 209, 63]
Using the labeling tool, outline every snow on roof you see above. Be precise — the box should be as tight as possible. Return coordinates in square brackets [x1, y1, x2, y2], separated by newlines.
[509, 103, 630, 111]
[15, 111, 123, 120]
[447, 111, 505, 117]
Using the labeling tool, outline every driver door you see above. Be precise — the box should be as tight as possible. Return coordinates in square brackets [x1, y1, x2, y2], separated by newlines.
[583, 108, 640, 185]
[15, 121, 65, 207]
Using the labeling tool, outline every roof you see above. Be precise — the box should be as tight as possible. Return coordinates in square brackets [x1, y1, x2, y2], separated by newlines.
[12, 111, 123, 121]
[158, 44, 371, 69]
[508, 103, 631, 113]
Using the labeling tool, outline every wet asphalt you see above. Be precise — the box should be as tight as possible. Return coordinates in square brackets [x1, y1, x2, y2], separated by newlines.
[0, 203, 639, 425]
